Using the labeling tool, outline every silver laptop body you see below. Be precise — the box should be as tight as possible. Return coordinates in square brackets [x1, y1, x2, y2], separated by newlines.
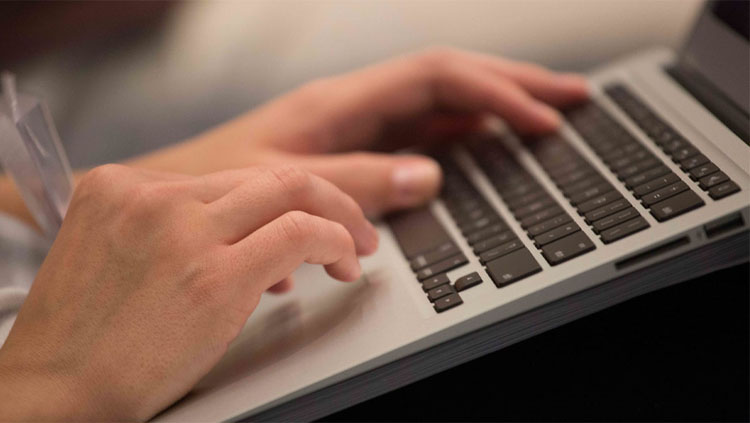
[156, 2, 749, 420]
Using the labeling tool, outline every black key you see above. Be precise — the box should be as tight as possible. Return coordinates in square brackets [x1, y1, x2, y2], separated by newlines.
[633, 173, 680, 197]
[679, 154, 709, 170]
[388, 207, 451, 258]
[546, 160, 590, 178]
[577, 191, 623, 214]
[562, 177, 607, 196]
[501, 183, 542, 201]
[527, 214, 573, 237]
[584, 198, 631, 223]
[506, 191, 547, 211]
[427, 284, 456, 302]
[479, 239, 525, 265]
[592, 207, 640, 233]
[534, 222, 580, 247]
[624, 165, 670, 189]
[422, 274, 450, 291]
[557, 168, 595, 187]
[662, 137, 687, 153]
[601, 143, 641, 162]
[541, 231, 596, 265]
[599, 216, 649, 243]
[653, 129, 679, 146]
[608, 150, 652, 170]
[641, 181, 689, 206]
[445, 198, 483, 215]
[698, 171, 728, 190]
[459, 215, 499, 235]
[708, 181, 740, 200]
[466, 223, 507, 244]
[569, 183, 613, 206]
[671, 146, 698, 161]
[615, 158, 660, 179]
[650, 190, 704, 221]
[689, 162, 719, 180]
[513, 197, 555, 218]
[472, 232, 517, 254]
[452, 207, 495, 226]
[416, 254, 468, 280]
[454, 272, 483, 292]
[485, 248, 542, 288]
[410, 242, 460, 271]
[433, 293, 463, 313]
[520, 206, 564, 229]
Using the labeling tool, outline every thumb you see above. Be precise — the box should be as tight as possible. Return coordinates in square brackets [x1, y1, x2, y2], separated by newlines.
[294, 152, 442, 216]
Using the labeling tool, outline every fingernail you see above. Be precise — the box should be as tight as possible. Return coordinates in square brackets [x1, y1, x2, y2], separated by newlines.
[351, 260, 363, 281]
[358, 220, 380, 255]
[535, 104, 562, 129]
[392, 159, 441, 205]
[559, 73, 590, 97]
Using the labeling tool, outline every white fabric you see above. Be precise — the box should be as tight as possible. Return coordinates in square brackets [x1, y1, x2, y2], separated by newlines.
[0, 212, 49, 346]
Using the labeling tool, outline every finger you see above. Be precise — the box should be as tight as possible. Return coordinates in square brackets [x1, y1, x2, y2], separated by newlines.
[293, 152, 442, 216]
[337, 52, 562, 136]
[229, 211, 361, 296]
[206, 166, 378, 254]
[377, 112, 484, 151]
[451, 50, 589, 106]
[266, 276, 294, 294]
[431, 63, 563, 134]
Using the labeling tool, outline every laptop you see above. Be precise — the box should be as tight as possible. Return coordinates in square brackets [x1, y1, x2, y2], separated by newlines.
[156, 1, 749, 420]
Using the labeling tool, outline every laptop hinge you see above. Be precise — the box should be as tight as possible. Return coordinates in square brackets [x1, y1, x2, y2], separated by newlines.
[665, 63, 750, 146]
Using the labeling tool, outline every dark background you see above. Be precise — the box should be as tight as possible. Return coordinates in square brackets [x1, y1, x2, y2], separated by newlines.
[324, 263, 749, 422]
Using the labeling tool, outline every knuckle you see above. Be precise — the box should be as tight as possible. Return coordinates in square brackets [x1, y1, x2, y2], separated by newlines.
[71, 164, 129, 209]
[119, 182, 178, 224]
[76, 164, 126, 195]
[330, 221, 353, 248]
[183, 260, 227, 306]
[419, 46, 457, 68]
[278, 210, 312, 242]
[268, 165, 313, 196]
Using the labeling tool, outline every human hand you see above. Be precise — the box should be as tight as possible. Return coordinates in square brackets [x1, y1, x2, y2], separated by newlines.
[138, 48, 588, 215]
[0, 164, 377, 421]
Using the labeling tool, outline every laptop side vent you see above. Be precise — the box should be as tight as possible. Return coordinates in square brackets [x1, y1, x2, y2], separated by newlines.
[615, 236, 691, 270]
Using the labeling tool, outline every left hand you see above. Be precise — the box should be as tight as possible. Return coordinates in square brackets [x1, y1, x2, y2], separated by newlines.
[131, 47, 588, 216]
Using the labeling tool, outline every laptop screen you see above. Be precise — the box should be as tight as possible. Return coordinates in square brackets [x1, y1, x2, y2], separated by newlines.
[680, 1, 749, 115]
[711, 0, 749, 41]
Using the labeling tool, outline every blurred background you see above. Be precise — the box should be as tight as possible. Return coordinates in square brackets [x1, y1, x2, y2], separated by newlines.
[1, 0, 702, 169]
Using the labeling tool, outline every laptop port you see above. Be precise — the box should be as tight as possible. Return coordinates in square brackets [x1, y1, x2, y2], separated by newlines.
[704, 212, 745, 239]
[615, 236, 691, 270]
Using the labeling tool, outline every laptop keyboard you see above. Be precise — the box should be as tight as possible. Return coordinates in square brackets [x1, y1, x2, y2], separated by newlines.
[525, 134, 650, 243]
[466, 137, 597, 264]
[604, 84, 741, 200]
[564, 100, 707, 222]
[387, 82, 742, 314]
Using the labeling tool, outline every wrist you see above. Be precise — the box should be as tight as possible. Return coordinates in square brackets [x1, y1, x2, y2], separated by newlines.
[0, 346, 101, 420]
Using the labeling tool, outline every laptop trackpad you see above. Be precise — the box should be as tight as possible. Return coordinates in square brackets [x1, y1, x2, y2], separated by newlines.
[194, 264, 374, 391]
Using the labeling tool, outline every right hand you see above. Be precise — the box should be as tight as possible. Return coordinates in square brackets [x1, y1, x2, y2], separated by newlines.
[0, 164, 377, 421]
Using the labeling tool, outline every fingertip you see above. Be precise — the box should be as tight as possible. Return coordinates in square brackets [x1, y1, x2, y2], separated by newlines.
[267, 277, 295, 294]
[358, 221, 380, 256]
[516, 103, 561, 135]
[391, 156, 442, 207]
[558, 73, 590, 99]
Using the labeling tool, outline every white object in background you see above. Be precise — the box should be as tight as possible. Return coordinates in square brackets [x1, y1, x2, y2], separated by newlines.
[0, 72, 74, 239]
